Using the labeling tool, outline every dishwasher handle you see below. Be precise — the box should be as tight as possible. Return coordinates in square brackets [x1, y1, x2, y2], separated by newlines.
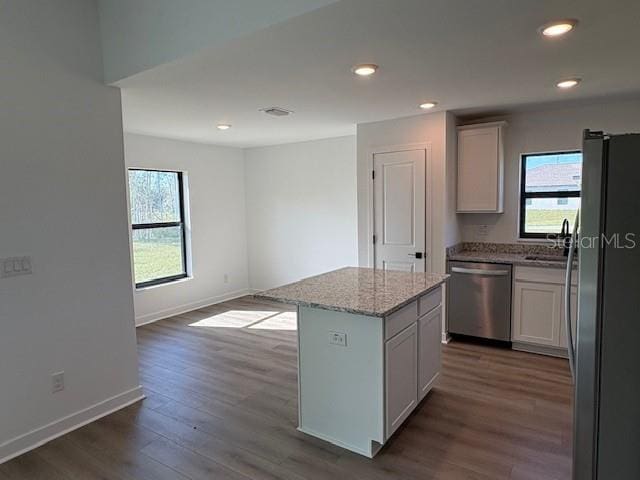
[451, 267, 510, 276]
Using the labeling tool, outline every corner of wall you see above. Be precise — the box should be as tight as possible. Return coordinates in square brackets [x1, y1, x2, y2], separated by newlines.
[444, 111, 462, 248]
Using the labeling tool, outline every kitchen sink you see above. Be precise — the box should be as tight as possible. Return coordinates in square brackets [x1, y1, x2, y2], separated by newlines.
[524, 255, 567, 262]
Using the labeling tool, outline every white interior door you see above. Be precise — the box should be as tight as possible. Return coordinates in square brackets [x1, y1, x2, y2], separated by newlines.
[374, 149, 426, 272]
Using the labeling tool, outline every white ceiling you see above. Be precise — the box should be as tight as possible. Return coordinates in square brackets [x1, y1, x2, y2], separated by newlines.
[118, 0, 640, 148]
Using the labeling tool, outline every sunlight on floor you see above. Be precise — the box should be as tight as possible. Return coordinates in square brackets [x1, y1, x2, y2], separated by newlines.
[188, 310, 297, 331]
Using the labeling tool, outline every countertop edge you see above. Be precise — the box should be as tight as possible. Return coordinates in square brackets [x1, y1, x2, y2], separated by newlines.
[447, 253, 577, 269]
[255, 280, 447, 318]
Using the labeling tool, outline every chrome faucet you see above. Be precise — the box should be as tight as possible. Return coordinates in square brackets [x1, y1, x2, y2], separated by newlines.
[560, 218, 571, 256]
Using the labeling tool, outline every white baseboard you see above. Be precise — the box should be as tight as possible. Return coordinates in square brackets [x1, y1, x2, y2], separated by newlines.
[0, 386, 144, 464]
[297, 426, 374, 458]
[135, 288, 252, 327]
[441, 332, 452, 344]
[512, 341, 569, 359]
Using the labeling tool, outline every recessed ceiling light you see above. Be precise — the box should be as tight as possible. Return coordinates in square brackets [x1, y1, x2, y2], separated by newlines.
[540, 19, 578, 37]
[216, 124, 231, 130]
[557, 78, 581, 89]
[419, 102, 438, 110]
[352, 64, 379, 76]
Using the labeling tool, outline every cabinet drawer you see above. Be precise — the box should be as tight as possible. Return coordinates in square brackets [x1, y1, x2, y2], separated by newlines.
[418, 286, 442, 317]
[515, 266, 577, 285]
[385, 301, 418, 341]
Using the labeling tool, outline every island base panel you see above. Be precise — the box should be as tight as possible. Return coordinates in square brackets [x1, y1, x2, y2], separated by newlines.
[297, 306, 384, 457]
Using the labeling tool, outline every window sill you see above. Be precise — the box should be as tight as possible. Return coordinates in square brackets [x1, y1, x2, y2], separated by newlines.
[135, 275, 193, 292]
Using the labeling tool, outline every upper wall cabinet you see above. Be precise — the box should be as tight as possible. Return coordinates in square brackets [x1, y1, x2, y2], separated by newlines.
[457, 122, 506, 213]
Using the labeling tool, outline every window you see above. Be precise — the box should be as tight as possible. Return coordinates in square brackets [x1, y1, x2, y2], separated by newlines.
[128, 169, 188, 288]
[519, 151, 582, 239]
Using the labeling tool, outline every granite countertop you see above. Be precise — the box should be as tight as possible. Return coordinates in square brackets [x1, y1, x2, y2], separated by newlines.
[447, 242, 577, 269]
[255, 267, 449, 318]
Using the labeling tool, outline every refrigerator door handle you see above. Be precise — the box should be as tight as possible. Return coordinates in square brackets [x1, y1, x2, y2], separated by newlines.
[565, 211, 579, 381]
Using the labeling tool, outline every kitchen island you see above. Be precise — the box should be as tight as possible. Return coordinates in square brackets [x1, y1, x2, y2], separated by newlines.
[256, 267, 448, 457]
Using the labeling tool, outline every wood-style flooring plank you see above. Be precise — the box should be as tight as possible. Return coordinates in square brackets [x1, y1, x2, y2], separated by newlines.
[1, 295, 573, 479]
[0, 452, 69, 480]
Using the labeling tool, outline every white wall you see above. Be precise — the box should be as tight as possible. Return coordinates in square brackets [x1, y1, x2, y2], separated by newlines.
[459, 98, 640, 244]
[357, 112, 455, 274]
[0, 0, 141, 462]
[245, 136, 358, 290]
[98, 0, 339, 83]
[124, 133, 249, 325]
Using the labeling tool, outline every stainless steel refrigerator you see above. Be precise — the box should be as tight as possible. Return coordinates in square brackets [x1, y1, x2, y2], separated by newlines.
[567, 130, 640, 479]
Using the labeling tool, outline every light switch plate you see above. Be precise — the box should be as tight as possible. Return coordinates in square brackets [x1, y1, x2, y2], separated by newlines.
[329, 331, 347, 347]
[1, 256, 33, 278]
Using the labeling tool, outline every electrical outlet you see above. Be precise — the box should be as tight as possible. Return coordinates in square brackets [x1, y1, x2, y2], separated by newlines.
[223, 273, 229, 284]
[329, 331, 347, 347]
[477, 225, 489, 241]
[52, 372, 65, 393]
[1, 256, 33, 278]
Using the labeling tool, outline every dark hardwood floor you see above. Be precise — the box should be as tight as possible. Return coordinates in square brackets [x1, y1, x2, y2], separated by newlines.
[1, 295, 573, 479]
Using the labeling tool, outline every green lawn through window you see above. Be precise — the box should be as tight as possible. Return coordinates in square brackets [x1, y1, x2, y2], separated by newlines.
[132, 240, 183, 285]
[525, 209, 578, 233]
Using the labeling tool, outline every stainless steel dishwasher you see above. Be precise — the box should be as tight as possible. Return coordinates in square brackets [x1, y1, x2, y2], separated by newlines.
[447, 261, 512, 342]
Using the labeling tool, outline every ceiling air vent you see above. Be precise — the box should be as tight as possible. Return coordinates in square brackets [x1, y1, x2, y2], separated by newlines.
[260, 107, 294, 117]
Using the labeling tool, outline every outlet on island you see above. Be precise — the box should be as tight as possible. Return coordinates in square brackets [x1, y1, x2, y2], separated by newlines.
[329, 331, 347, 347]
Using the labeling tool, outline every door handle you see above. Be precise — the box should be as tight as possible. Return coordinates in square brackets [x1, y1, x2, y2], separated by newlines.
[408, 252, 424, 259]
[451, 267, 510, 276]
[564, 210, 579, 382]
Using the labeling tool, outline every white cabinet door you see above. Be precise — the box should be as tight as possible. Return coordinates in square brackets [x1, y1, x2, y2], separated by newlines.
[417, 306, 441, 401]
[457, 123, 505, 213]
[512, 281, 562, 346]
[559, 286, 578, 350]
[385, 323, 418, 438]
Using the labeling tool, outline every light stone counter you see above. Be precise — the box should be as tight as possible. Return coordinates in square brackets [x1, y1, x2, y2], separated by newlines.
[255, 267, 449, 317]
[448, 250, 577, 269]
[446, 242, 577, 269]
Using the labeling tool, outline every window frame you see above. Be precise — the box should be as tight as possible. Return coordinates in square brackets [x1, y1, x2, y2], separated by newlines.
[129, 168, 188, 289]
[519, 150, 582, 240]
